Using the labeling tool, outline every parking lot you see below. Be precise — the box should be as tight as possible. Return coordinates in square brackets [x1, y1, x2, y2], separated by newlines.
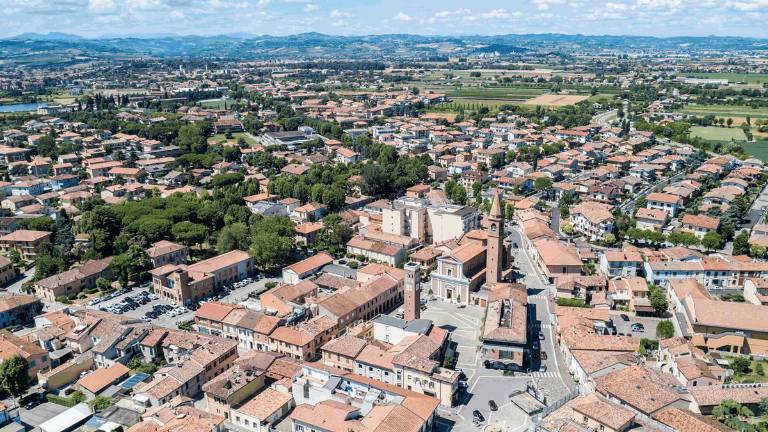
[88, 276, 281, 329]
[611, 312, 665, 339]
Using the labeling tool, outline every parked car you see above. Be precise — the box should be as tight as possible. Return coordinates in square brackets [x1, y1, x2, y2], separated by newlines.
[541, 351, 548, 361]
[631, 323, 645, 332]
[620, 314, 630, 321]
[473, 410, 485, 423]
[538, 331, 545, 340]
[539, 365, 547, 372]
[488, 400, 498, 411]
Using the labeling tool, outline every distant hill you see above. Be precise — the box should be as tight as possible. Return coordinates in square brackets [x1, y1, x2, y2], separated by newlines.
[1, 32, 767, 65]
[9, 32, 84, 41]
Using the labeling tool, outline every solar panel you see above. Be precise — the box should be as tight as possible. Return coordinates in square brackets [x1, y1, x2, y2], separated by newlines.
[119, 372, 150, 389]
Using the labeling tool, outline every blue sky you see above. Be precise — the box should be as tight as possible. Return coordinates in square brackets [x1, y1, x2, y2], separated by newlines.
[2, 0, 768, 38]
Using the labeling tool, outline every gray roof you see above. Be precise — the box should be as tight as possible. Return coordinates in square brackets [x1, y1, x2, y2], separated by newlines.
[404, 319, 433, 335]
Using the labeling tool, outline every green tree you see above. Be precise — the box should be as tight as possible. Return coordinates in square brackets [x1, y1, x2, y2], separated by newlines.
[96, 277, 112, 292]
[751, 244, 767, 258]
[109, 244, 152, 287]
[656, 320, 674, 339]
[171, 221, 208, 247]
[361, 163, 390, 197]
[712, 399, 753, 423]
[730, 357, 752, 375]
[649, 284, 668, 316]
[534, 177, 553, 191]
[249, 217, 295, 269]
[702, 231, 723, 251]
[667, 231, 700, 247]
[216, 222, 250, 254]
[34, 252, 67, 281]
[0, 355, 30, 400]
[733, 230, 751, 256]
[450, 185, 468, 205]
[89, 396, 113, 411]
[315, 214, 352, 255]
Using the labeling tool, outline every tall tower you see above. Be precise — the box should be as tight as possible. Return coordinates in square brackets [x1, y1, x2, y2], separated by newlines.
[404, 262, 421, 321]
[486, 191, 505, 284]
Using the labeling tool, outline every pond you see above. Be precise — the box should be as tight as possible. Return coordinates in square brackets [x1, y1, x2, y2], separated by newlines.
[0, 102, 47, 113]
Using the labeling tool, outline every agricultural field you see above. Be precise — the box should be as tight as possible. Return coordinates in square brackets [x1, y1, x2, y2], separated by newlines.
[741, 140, 768, 162]
[683, 72, 768, 85]
[682, 104, 768, 119]
[523, 94, 589, 106]
[689, 126, 747, 141]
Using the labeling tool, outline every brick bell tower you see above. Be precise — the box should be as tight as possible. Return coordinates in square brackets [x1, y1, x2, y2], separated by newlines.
[404, 262, 421, 321]
[486, 191, 504, 284]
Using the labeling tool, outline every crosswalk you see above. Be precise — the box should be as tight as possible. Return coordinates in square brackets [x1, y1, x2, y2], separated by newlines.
[530, 322, 551, 329]
[529, 371, 559, 378]
[528, 295, 549, 301]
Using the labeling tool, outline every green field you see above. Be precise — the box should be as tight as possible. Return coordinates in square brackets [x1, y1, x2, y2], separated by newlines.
[690, 126, 747, 141]
[683, 72, 768, 85]
[199, 99, 231, 109]
[741, 140, 768, 162]
[208, 132, 256, 146]
[682, 104, 768, 119]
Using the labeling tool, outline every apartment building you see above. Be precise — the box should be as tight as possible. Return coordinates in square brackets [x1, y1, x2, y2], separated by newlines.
[0, 256, 15, 287]
[0, 229, 52, 260]
[33, 257, 113, 301]
[680, 214, 719, 239]
[599, 250, 643, 278]
[0, 293, 42, 328]
[645, 256, 768, 290]
[150, 249, 254, 305]
[570, 201, 615, 241]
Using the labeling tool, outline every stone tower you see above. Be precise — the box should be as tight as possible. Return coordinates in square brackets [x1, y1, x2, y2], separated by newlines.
[486, 191, 504, 284]
[404, 262, 421, 321]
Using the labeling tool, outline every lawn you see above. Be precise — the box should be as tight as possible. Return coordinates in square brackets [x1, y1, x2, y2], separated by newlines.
[683, 104, 768, 119]
[199, 99, 231, 109]
[683, 72, 768, 85]
[445, 98, 518, 110]
[208, 132, 256, 146]
[740, 140, 768, 162]
[727, 356, 768, 384]
[690, 126, 747, 141]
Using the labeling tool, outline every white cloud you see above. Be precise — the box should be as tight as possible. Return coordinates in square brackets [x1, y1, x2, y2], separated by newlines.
[480, 8, 518, 19]
[330, 9, 350, 18]
[303, 3, 319, 12]
[393, 12, 413, 21]
[88, 0, 116, 12]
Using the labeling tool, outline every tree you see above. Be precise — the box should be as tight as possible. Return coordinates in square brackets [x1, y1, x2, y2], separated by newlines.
[315, 214, 352, 255]
[109, 244, 152, 287]
[534, 177, 553, 192]
[733, 230, 751, 256]
[656, 320, 674, 339]
[171, 221, 208, 247]
[751, 244, 767, 258]
[702, 231, 723, 251]
[34, 252, 67, 281]
[0, 355, 30, 400]
[89, 396, 113, 411]
[249, 217, 295, 269]
[649, 284, 668, 316]
[450, 185, 467, 205]
[730, 357, 752, 375]
[216, 222, 250, 254]
[361, 163, 390, 197]
[667, 231, 700, 247]
[712, 399, 753, 423]
[96, 277, 112, 292]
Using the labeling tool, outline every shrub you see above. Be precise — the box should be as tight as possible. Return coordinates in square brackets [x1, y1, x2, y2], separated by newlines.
[555, 298, 588, 308]
[656, 320, 674, 339]
[264, 282, 277, 290]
